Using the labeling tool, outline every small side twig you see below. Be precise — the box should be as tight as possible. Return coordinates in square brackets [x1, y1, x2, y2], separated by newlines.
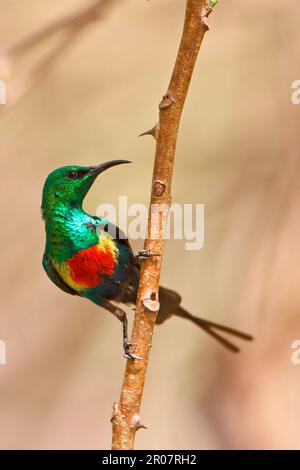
[0, 0, 119, 111]
[0, 0, 104, 58]
[111, 0, 215, 450]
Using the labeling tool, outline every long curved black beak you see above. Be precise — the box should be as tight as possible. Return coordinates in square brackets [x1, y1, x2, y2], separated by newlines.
[89, 159, 131, 175]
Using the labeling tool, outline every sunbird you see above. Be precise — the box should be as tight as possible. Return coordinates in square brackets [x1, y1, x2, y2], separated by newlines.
[41, 160, 253, 359]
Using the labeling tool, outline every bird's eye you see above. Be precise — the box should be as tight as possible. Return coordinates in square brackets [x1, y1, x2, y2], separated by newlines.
[67, 169, 87, 180]
[67, 170, 77, 179]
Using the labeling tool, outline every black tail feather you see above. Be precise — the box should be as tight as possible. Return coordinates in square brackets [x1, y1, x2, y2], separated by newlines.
[176, 307, 253, 353]
[157, 286, 253, 353]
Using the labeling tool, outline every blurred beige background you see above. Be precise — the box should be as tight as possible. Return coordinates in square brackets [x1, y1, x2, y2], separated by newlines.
[0, 0, 300, 449]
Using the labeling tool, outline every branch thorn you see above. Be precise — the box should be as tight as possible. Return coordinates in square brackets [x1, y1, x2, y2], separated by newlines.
[139, 123, 159, 140]
[131, 414, 148, 431]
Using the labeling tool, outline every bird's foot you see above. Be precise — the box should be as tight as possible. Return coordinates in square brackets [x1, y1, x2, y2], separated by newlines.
[123, 338, 142, 361]
[136, 249, 160, 261]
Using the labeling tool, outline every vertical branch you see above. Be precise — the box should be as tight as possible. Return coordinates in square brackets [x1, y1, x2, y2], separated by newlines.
[111, 0, 214, 450]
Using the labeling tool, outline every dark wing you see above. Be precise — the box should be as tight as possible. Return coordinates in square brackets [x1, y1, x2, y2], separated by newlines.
[42, 253, 78, 296]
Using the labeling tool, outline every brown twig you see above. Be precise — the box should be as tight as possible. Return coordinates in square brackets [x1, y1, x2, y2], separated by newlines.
[0, 0, 119, 111]
[111, 0, 214, 450]
[0, 0, 104, 58]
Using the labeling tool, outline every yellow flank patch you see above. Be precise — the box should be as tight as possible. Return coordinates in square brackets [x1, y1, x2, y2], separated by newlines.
[52, 259, 85, 293]
[98, 235, 118, 262]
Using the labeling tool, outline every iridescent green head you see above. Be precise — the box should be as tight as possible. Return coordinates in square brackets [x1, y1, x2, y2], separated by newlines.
[41, 160, 130, 219]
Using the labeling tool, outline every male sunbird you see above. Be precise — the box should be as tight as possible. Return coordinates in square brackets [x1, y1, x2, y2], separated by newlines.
[41, 160, 253, 359]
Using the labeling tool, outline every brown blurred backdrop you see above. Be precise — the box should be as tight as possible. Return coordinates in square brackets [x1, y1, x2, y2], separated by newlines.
[0, 0, 300, 449]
